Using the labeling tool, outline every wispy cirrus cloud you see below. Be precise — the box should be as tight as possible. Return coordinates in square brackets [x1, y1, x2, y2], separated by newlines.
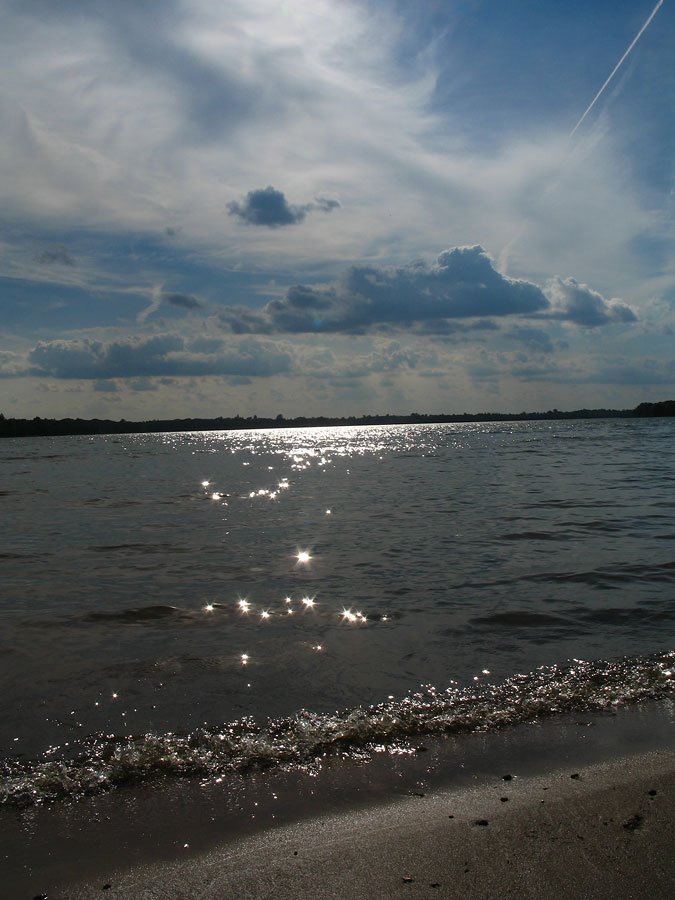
[0, 1, 671, 418]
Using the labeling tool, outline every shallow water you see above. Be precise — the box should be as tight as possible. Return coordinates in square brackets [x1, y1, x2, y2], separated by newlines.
[1, 419, 674, 802]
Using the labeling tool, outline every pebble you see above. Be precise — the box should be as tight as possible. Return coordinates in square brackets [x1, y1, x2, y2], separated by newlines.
[623, 814, 644, 832]
[473, 819, 489, 827]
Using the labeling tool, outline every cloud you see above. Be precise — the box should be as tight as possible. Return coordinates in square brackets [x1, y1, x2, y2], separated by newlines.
[137, 289, 204, 323]
[37, 247, 75, 266]
[545, 277, 638, 327]
[506, 326, 558, 353]
[93, 379, 119, 393]
[220, 246, 550, 334]
[25, 334, 292, 380]
[165, 293, 202, 310]
[227, 186, 340, 228]
[314, 196, 341, 213]
[215, 245, 637, 338]
[0, 350, 25, 378]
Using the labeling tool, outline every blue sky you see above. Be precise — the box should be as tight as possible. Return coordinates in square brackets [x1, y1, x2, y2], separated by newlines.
[1, 0, 673, 418]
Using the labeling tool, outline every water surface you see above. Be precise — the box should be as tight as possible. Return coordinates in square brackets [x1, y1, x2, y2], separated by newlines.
[1, 419, 673, 803]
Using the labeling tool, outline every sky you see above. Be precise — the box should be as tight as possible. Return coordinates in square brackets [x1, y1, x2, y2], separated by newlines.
[1, 0, 673, 419]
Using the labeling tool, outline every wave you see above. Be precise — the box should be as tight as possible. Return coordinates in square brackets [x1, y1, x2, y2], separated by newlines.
[83, 604, 194, 624]
[1, 651, 672, 808]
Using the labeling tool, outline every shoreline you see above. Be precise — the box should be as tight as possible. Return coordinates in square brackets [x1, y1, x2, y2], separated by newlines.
[65, 746, 674, 899]
[3, 698, 673, 898]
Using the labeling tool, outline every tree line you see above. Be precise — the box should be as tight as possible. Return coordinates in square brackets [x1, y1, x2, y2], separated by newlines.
[2, 404, 667, 439]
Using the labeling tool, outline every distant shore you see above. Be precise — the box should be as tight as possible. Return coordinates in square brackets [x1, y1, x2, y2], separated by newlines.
[2, 400, 674, 439]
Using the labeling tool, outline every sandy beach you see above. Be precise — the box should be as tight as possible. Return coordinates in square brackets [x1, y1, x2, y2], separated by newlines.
[53, 746, 672, 900]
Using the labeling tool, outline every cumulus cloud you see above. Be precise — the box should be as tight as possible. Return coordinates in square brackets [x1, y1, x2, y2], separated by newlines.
[227, 186, 340, 228]
[217, 246, 638, 336]
[25, 334, 292, 380]
[0, 350, 25, 378]
[545, 277, 637, 327]
[220, 246, 548, 333]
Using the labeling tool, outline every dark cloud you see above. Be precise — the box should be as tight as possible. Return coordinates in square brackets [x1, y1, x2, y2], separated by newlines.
[545, 278, 637, 327]
[165, 293, 202, 309]
[26, 334, 292, 380]
[220, 246, 549, 333]
[37, 247, 75, 266]
[314, 196, 341, 213]
[227, 186, 340, 228]
[217, 246, 638, 336]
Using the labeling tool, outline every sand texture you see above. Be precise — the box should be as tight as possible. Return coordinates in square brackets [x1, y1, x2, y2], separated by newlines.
[62, 749, 673, 899]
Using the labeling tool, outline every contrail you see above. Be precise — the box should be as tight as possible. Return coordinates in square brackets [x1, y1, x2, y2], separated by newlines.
[570, 0, 664, 138]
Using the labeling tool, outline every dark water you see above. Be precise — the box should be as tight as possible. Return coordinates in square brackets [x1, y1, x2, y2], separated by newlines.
[1, 419, 673, 804]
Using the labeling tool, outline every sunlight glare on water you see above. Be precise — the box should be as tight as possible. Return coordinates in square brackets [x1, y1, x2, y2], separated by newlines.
[1, 418, 674, 800]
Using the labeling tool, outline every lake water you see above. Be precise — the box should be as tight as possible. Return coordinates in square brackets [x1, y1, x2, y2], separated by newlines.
[1, 419, 673, 805]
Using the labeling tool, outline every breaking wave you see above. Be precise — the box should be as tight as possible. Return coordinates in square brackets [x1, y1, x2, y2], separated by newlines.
[1, 651, 672, 807]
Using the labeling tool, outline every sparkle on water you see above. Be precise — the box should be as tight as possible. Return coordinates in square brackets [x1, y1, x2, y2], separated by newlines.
[2, 653, 672, 807]
[3, 423, 673, 808]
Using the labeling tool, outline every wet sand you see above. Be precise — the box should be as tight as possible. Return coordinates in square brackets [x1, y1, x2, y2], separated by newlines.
[62, 747, 673, 899]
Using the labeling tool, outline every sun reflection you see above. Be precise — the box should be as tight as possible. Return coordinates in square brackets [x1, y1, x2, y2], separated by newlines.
[240, 653, 249, 665]
[260, 610, 271, 620]
[296, 550, 312, 564]
[204, 604, 214, 612]
[301, 596, 316, 609]
[325, 509, 331, 515]
[201, 480, 210, 487]
[238, 598, 251, 613]
[340, 608, 369, 624]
